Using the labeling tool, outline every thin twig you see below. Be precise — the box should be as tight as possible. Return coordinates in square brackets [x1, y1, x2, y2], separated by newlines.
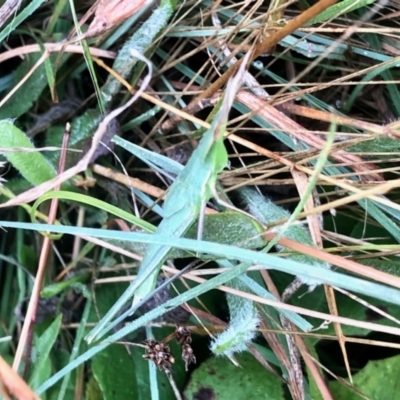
[13, 123, 71, 372]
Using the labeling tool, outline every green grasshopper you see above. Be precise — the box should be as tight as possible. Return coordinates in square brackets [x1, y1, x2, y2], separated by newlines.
[86, 52, 252, 343]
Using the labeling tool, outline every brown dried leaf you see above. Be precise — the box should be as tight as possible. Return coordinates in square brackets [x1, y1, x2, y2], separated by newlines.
[87, 0, 148, 36]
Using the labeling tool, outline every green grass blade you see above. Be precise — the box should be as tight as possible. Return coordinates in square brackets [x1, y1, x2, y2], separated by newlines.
[2, 221, 400, 309]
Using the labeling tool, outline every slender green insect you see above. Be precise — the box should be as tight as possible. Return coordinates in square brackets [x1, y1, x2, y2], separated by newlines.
[86, 52, 252, 343]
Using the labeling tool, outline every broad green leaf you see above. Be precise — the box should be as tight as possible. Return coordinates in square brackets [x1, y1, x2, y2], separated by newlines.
[86, 376, 103, 400]
[89, 281, 184, 400]
[47, 349, 78, 400]
[45, 109, 103, 167]
[239, 187, 330, 286]
[330, 354, 400, 399]
[184, 352, 284, 399]
[306, 0, 377, 25]
[0, 53, 67, 119]
[0, 120, 56, 185]
[30, 315, 62, 390]
[92, 344, 175, 400]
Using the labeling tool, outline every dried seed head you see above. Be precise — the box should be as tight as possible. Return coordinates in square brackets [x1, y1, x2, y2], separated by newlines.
[143, 339, 175, 372]
[175, 327, 196, 370]
[175, 326, 192, 345]
[181, 343, 196, 371]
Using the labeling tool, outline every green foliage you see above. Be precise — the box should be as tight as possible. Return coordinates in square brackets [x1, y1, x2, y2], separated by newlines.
[0, 52, 68, 119]
[210, 273, 259, 356]
[40, 273, 90, 298]
[87, 67, 247, 342]
[307, 0, 378, 25]
[86, 377, 103, 400]
[184, 352, 284, 399]
[92, 344, 177, 400]
[113, 211, 266, 259]
[329, 354, 400, 399]
[239, 187, 330, 286]
[87, 277, 185, 399]
[2, 0, 400, 398]
[30, 315, 62, 391]
[0, 120, 56, 185]
[45, 109, 103, 167]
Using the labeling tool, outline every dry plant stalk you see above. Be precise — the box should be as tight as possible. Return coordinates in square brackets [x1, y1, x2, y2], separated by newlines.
[178, 0, 339, 116]
[13, 125, 71, 372]
[0, 356, 40, 400]
[235, 91, 382, 182]
[0, 0, 22, 30]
